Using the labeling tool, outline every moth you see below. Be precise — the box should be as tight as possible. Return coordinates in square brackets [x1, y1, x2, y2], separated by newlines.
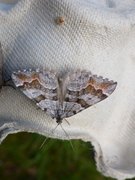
[12, 69, 117, 124]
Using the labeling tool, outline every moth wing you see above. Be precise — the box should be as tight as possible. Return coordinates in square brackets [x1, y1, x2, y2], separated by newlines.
[61, 70, 117, 118]
[12, 69, 59, 118]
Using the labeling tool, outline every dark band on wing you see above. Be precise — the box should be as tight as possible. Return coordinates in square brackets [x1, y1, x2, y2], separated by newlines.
[33, 95, 46, 103]
[88, 76, 117, 92]
[14, 72, 40, 83]
[65, 97, 90, 108]
[67, 85, 104, 97]
[22, 80, 57, 94]
[65, 84, 108, 108]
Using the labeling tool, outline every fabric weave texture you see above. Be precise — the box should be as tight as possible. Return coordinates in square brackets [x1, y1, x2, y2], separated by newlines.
[1, 0, 135, 179]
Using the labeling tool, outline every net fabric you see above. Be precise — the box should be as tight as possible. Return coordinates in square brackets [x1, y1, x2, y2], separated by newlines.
[1, 0, 135, 179]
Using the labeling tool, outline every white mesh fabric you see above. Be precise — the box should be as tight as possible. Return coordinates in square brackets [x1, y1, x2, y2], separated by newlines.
[1, 0, 135, 179]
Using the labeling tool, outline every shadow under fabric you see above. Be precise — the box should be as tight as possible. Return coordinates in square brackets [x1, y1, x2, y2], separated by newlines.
[1, 0, 135, 179]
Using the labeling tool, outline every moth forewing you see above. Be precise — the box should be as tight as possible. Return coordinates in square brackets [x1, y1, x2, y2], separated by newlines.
[103, 81, 117, 96]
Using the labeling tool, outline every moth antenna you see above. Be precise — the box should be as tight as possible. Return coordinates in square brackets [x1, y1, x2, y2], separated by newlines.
[64, 118, 70, 125]
[60, 124, 75, 152]
[39, 123, 59, 149]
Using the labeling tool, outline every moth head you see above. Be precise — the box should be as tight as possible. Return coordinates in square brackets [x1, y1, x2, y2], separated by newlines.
[56, 114, 63, 124]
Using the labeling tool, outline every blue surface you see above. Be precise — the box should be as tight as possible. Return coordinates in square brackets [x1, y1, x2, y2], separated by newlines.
[0, 3, 15, 11]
